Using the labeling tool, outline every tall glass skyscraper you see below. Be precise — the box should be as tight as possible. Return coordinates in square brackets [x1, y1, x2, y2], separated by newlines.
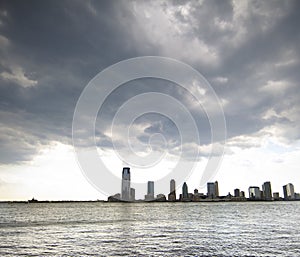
[168, 179, 176, 201]
[147, 181, 154, 199]
[262, 181, 272, 200]
[170, 179, 176, 194]
[121, 167, 130, 201]
[182, 182, 188, 200]
[283, 183, 295, 199]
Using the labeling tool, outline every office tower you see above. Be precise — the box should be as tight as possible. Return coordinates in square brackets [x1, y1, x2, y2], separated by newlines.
[283, 183, 295, 200]
[234, 188, 240, 197]
[148, 181, 154, 198]
[182, 182, 188, 200]
[145, 181, 155, 201]
[207, 181, 219, 198]
[215, 181, 219, 197]
[248, 186, 261, 199]
[170, 179, 176, 195]
[121, 167, 131, 201]
[130, 188, 135, 202]
[168, 179, 176, 201]
[207, 182, 216, 198]
[262, 181, 272, 200]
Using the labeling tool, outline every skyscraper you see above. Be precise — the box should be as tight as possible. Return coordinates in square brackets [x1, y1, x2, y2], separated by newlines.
[145, 181, 154, 201]
[207, 182, 215, 198]
[168, 179, 176, 201]
[234, 188, 240, 197]
[170, 179, 176, 195]
[147, 181, 154, 198]
[182, 182, 188, 200]
[207, 181, 219, 198]
[262, 181, 272, 200]
[248, 186, 261, 199]
[283, 183, 295, 200]
[130, 188, 135, 202]
[214, 181, 219, 197]
[121, 167, 130, 201]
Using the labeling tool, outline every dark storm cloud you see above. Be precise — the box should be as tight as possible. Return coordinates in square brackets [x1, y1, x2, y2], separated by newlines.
[0, 0, 300, 164]
[0, 0, 139, 163]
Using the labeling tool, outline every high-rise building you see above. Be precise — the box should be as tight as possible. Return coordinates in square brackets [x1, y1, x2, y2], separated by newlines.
[182, 182, 188, 200]
[168, 179, 176, 201]
[145, 181, 155, 201]
[170, 179, 176, 195]
[234, 188, 240, 197]
[262, 181, 272, 200]
[130, 188, 135, 202]
[248, 186, 261, 199]
[283, 183, 295, 200]
[121, 167, 130, 201]
[215, 181, 219, 197]
[207, 181, 219, 198]
[207, 182, 215, 198]
[147, 181, 154, 198]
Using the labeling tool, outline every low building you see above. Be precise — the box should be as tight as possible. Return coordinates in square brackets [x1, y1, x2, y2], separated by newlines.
[273, 192, 280, 200]
[108, 193, 121, 202]
[156, 194, 166, 202]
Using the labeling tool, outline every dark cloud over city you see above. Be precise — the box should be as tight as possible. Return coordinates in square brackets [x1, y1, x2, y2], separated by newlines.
[0, 0, 299, 170]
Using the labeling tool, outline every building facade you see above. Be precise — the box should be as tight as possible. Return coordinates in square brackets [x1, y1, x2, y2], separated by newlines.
[283, 183, 295, 200]
[182, 182, 188, 200]
[262, 181, 272, 200]
[145, 181, 155, 201]
[249, 186, 261, 199]
[207, 181, 219, 198]
[121, 167, 131, 201]
[168, 179, 176, 201]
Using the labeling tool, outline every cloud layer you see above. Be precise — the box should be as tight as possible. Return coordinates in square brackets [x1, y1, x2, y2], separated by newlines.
[0, 0, 300, 166]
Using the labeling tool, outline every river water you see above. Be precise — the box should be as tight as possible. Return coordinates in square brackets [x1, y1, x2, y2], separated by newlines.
[0, 201, 299, 256]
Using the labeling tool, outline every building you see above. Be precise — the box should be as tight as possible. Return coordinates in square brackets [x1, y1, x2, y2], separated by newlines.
[156, 194, 166, 201]
[207, 181, 219, 198]
[168, 179, 176, 201]
[108, 193, 121, 202]
[234, 188, 240, 198]
[121, 167, 131, 201]
[193, 189, 203, 201]
[182, 182, 188, 200]
[273, 192, 280, 200]
[130, 188, 135, 202]
[240, 191, 245, 198]
[215, 181, 219, 197]
[262, 181, 272, 200]
[145, 181, 155, 201]
[283, 183, 295, 200]
[248, 186, 261, 199]
[147, 181, 154, 198]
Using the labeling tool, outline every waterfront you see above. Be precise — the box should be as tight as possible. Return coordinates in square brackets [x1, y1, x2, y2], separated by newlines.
[0, 202, 299, 256]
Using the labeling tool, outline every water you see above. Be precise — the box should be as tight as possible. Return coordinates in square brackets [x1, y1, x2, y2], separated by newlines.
[0, 201, 299, 256]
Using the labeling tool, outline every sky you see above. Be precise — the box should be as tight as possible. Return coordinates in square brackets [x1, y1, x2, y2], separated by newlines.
[0, 0, 300, 201]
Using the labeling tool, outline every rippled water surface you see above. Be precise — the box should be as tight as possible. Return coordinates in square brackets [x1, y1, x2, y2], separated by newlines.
[0, 201, 299, 256]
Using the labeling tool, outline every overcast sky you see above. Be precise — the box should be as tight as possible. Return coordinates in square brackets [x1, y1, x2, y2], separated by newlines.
[0, 0, 300, 200]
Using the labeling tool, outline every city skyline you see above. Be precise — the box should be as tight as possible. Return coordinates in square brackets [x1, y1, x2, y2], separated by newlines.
[107, 167, 299, 202]
[0, 1, 300, 201]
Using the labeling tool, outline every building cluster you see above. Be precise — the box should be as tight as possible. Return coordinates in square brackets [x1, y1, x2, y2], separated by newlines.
[108, 167, 300, 202]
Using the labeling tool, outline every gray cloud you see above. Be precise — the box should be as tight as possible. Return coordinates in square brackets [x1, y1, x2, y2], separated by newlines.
[0, 0, 300, 165]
